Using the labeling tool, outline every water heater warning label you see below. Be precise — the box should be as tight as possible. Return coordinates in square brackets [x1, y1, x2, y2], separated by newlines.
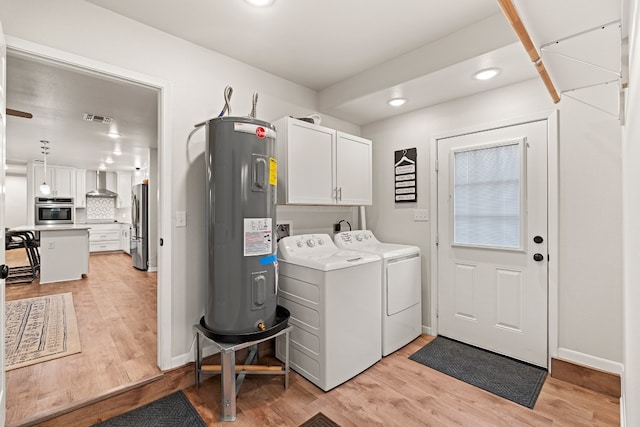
[244, 218, 273, 256]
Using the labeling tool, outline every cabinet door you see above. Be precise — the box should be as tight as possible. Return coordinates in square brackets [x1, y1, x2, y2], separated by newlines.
[121, 226, 131, 255]
[286, 120, 335, 204]
[336, 132, 372, 205]
[53, 167, 76, 197]
[106, 171, 117, 192]
[33, 164, 54, 197]
[116, 172, 132, 208]
[76, 169, 87, 207]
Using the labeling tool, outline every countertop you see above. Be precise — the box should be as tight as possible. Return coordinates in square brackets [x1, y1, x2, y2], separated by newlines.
[10, 225, 93, 232]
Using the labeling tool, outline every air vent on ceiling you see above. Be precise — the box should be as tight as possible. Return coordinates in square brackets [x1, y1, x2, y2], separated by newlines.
[83, 113, 113, 124]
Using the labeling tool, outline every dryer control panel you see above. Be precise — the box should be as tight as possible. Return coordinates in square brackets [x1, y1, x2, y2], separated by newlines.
[335, 230, 380, 248]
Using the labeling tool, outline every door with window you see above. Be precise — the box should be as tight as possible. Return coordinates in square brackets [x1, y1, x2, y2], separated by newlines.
[437, 119, 548, 367]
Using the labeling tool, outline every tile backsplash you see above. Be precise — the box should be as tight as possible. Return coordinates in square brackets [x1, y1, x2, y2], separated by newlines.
[86, 197, 116, 220]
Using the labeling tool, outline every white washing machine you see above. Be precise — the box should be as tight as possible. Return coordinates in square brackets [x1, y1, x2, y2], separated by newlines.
[275, 234, 382, 391]
[335, 230, 422, 356]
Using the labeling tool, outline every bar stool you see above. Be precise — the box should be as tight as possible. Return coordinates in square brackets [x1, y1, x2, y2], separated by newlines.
[5, 230, 40, 283]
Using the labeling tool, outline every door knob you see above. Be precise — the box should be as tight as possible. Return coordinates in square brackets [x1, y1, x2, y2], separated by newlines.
[0, 264, 9, 280]
[533, 236, 544, 244]
[533, 253, 544, 262]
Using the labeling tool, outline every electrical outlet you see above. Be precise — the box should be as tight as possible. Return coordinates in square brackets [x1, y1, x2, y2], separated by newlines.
[276, 222, 292, 240]
[176, 211, 187, 227]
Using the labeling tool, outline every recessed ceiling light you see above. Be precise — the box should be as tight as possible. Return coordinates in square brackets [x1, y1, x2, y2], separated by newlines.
[245, 0, 275, 6]
[387, 98, 407, 107]
[472, 68, 501, 81]
[107, 131, 121, 138]
[105, 157, 114, 164]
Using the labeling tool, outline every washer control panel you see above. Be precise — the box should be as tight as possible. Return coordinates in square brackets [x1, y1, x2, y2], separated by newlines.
[278, 234, 335, 259]
[334, 230, 380, 248]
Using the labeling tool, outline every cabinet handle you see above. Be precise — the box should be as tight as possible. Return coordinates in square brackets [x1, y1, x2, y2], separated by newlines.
[338, 187, 342, 201]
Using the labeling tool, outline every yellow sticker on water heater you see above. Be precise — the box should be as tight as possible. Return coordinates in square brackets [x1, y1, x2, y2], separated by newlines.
[269, 157, 277, 186]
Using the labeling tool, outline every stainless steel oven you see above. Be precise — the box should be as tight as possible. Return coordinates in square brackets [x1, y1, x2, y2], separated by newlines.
[35, 197, 75, 225]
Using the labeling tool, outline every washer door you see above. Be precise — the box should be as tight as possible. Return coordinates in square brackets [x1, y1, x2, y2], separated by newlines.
[387, 253, 421, 315]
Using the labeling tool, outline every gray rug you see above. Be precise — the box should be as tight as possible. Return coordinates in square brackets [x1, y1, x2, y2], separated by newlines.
[93, 391, 206, 427]
[409, 336, 547, 408]
[300, 412, 341, 427]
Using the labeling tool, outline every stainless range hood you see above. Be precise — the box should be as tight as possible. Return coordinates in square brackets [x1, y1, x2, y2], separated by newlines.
[86, 170, 118, 198]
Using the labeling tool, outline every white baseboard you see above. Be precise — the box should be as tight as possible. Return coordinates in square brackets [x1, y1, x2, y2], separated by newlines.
[170, 344, 220, 369]
[556, 347, 624, 375]
[422, 325, 433, 336]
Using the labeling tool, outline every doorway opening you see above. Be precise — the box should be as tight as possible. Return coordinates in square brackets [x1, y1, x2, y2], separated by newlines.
[3, 41, 171, 425]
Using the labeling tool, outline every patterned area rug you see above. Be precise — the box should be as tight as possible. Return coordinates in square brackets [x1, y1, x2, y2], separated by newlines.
[300, 412, 341, 427]
[92, 391, 206, 427]
[409, 336, 547, 408]
[5, 292, 81, 370]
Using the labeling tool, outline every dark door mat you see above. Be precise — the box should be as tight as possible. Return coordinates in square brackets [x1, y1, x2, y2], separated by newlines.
[409, 336, 547, 408]
[300, 412, 341, 427]
[92, 390, 206, 427]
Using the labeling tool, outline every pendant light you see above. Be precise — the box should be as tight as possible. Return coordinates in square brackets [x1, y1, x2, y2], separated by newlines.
[40, 140, 51, 195]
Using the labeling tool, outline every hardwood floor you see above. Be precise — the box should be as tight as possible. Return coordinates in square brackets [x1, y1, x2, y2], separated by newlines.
[4, 249, 620, 426]
[4, 250, 160, 427]
[37, 337, 619, 427]
[183, 335, 620, 427]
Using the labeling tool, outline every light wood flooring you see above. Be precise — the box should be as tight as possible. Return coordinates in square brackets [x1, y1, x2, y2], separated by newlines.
[4, 250, 160, 427]
[37, 334, 620, 427]
[4, 249, 620, 426]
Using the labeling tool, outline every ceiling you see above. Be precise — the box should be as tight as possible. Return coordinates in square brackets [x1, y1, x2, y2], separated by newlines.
[6, 52, 158, 172]
[5, 0, 623, 171]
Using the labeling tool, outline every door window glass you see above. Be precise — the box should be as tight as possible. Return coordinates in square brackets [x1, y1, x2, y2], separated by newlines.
[453, 140, 523, 249]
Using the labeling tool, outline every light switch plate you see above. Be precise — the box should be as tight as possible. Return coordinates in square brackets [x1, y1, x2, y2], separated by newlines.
[176, 211, 187, 227]
[414, 209, 429, 222]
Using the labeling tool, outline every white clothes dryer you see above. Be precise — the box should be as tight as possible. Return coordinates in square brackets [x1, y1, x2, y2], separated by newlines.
[275, 234, 382, 391]
[335, 230, 422, 356]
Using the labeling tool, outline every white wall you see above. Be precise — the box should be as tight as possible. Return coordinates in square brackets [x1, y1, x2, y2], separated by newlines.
[0, 0, 360, 365]
[5, 174, 27, 228]
[362, 77, 623, 367]
[622, 0, 640, 423]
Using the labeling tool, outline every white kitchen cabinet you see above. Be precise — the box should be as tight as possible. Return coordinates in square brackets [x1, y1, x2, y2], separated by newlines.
[75, 168, 87, 208]
[121, 224, 131, 255]
[33, 163, 77, 198]
[116, 172, 132, 208]
[106, 171, 117, 192]
[89, 223, 122, 252]
[274, 116, 372, 205]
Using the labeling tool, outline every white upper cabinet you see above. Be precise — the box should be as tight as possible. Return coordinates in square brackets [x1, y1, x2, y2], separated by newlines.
[336, 132, 372, 205]
[116, 172, 132, 208]
[33, 163, 76, 198]
[274, 116, 372, 206]
[75, 169, 86, 207]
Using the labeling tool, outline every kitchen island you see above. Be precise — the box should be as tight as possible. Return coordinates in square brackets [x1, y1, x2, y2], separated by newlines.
[10, 225, 91, 284]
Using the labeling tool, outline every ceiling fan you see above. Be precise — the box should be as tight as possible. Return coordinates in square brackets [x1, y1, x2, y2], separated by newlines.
[6, 108, 32, 119]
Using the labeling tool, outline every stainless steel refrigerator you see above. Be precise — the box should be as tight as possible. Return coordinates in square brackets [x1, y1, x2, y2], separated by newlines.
[131, 183, 148, 271]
